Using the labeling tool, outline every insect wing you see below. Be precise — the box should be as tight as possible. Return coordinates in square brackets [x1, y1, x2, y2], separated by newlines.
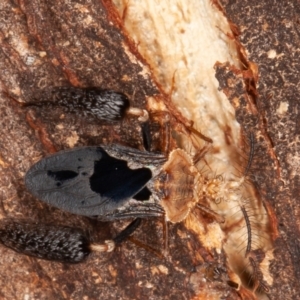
[25, 147, 152, 217]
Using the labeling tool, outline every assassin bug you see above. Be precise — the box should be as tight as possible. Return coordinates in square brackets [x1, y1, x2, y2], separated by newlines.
[25, 144, 215, 224]
[23, 86, 217, 225]
[24, 143, 225, 262]
[10, 85, 221, 262]
[10, 84, 269, 296]
[25, 140, 225, 226]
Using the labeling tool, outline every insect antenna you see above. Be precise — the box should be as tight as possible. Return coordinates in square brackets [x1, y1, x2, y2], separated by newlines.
[225, 195, 271, 259]
[0, 221, 98, 263]
[240, 204, 252, 257]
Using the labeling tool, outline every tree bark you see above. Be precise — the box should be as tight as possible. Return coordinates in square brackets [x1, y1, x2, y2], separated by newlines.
[0, 0, 298, 299]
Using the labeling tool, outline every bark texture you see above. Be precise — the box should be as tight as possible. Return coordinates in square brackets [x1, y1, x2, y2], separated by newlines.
[0, 0, 298, 299]
[220, 1, 300, 299]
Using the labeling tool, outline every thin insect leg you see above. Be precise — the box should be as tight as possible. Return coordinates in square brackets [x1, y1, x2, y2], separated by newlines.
[165, 75, 210, 148]
[188, 125, 213, 144]
[141, 121, 152, 151]
[193, 144, 212, 165]
[162, 216, 169, 255]
[249, 257, 260, 291]
[127, 236, 164, 259]
[244, 266, 256, 292]
[113, 218, 142, 244]
[90, 218, 142, 252]
[140, 109, 172, 154]
[196, 204, 225, 223]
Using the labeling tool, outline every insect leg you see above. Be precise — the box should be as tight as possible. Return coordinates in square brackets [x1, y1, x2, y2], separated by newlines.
[113, 218, 142, 244]
[0, 220, 92, 263]
[142, 111, 171, 153]
[99, 202, 165, 221]
[141, 121, 152, 152]
[162, 216, 169, 255]
[127, 236, 164, 259]
[196, 203, 225, 223]
[13, 86, 150, 123]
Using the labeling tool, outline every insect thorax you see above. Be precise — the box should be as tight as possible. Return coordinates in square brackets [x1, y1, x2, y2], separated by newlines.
[152, 149, 201, 223]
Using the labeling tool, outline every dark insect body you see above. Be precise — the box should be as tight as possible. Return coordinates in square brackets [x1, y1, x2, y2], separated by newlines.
[25, 145, 166, 221]
[25, 87, 131, 121]
[25, 145, 220, 225]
